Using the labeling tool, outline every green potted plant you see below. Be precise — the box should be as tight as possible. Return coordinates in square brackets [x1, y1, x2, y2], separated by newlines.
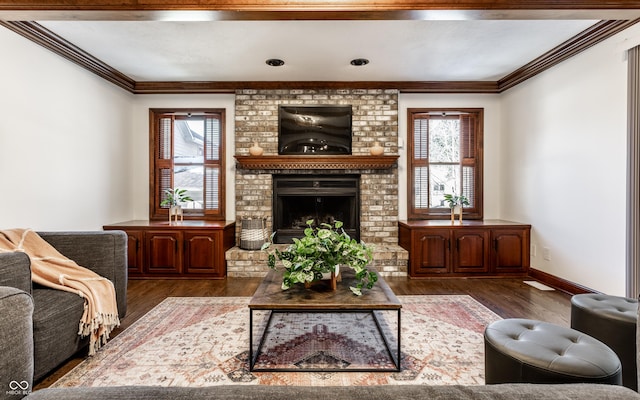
[160, 188, 193, 222]
[160, 188, 193, 207]
[261, 220, 378, 296]
[443, 193, 470, 223]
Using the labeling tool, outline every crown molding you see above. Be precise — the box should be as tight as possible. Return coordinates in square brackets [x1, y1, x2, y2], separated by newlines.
[0, 21, 135, 92]
[132, 80, 500, 94]
[1, 17, 638, 94]
[498, 18, 640, 91]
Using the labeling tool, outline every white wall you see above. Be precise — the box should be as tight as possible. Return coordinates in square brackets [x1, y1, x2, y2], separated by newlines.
[0, 27, 134, 231]
[130, 95, 236, 222]
[398, 94, 503, 221]
[501, 23, 640, 295]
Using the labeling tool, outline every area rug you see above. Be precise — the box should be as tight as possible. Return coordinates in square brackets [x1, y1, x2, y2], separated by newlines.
[52, 295, 501, 387]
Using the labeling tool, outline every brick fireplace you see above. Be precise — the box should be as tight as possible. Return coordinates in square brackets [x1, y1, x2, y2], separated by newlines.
[226, 89, 408, 277]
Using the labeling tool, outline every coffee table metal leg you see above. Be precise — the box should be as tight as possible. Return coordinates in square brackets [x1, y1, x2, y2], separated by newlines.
[249, 308, 254, 370]
[372, 309, 401, 372]
[249, 309, 274, 371]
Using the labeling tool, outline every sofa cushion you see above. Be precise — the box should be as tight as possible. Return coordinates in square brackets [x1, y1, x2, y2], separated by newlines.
[0, 252, 32, 294]
[24, 384, 640, 400]
[32, 287, 87, 381]
[0, 286, 33, 400]
[37, 231, 127, 318]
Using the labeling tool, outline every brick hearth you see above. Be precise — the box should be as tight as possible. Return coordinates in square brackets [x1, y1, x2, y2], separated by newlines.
[226, 88, 408, 277]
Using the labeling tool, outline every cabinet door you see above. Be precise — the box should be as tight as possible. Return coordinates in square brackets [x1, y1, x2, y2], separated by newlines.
[184, 231, 223, 277]
[145, 230, 182, 275]
[124, 230, 144, 275]
[452, 229, 489, 273]
[492, 229, 529, 273]
[412, 229, 450, 275]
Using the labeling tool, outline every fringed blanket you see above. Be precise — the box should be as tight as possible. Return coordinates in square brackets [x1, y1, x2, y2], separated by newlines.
[0, 228, 120, 355]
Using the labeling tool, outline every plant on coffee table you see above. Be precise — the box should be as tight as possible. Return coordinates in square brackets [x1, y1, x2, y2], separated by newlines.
[261, 219, 377, 296]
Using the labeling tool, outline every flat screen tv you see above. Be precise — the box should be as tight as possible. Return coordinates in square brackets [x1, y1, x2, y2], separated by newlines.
[278, 105, 352, 155]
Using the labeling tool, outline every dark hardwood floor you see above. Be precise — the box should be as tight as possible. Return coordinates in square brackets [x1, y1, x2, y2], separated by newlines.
[36, 275, 572, 389]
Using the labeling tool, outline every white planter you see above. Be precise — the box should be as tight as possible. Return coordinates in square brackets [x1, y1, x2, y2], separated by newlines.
[169, 205, 183, 223]
[320, 264, 340, 280]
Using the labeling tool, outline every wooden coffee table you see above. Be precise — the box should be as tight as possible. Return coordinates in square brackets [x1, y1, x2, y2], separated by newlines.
[248, 269, 402, 372]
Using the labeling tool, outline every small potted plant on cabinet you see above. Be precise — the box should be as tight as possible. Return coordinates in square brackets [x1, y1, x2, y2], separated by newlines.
[160, 188, 193, 223]
[444, 193, 470, 223]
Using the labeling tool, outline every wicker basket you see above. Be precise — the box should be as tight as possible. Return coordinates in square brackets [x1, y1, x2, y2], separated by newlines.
[240, 217, 268, 250]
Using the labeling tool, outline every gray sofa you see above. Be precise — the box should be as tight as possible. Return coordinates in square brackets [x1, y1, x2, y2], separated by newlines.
[0, 231, 127, 383]
[2, 251, 640, 400]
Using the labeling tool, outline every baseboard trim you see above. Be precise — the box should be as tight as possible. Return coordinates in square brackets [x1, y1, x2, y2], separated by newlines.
[528, 268, 599, 295]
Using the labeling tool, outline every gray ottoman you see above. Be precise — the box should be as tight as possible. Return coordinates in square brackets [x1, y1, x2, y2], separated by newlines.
[484, 318, 622, 385]
[571, 293, 638, 391]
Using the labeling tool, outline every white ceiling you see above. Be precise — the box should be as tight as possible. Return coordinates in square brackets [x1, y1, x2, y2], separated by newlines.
[38, 19, 598, 82]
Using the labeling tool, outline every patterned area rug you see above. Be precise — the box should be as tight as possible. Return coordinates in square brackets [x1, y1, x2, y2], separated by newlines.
[52, 295, 501, 387]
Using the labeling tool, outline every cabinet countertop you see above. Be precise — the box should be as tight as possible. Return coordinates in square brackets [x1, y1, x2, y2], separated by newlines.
[398, 219, 531, 228]
[104, 220, 236, 229]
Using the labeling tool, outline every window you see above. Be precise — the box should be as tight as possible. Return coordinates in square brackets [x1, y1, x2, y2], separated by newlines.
[408, 108, 483, 219]
[150, 109, 225, 220]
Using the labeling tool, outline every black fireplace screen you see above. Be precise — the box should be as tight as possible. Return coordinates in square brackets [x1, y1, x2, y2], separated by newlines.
[272, 175, 360, 244]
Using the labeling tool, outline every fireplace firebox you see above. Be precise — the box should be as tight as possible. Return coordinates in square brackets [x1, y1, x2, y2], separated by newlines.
[272, 174, 360, 244]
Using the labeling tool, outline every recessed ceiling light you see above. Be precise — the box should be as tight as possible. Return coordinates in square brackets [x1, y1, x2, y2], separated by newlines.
[266, 58, 285, 67]
[350, 58, 370, 66]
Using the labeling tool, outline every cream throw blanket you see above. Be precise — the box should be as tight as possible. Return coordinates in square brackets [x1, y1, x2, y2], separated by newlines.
[0, 228, 120, 355]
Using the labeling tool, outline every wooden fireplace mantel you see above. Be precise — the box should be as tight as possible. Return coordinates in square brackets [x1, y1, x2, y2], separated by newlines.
[234, 155, 399, 170]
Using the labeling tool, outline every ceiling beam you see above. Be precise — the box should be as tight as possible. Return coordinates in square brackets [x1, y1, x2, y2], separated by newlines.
[1, 1, 640, 20]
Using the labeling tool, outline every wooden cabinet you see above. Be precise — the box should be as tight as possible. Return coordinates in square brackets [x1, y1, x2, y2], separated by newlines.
[124, 230, 144, 275]
[411, 228, 450, 275]
[492, 229, 528, 273]
[146, 230, 182, 275]
[183, 230, 223, 275]
[104, 220, 235, 279]
[452, 229, 490, 273]
[399, 220, 530, 278]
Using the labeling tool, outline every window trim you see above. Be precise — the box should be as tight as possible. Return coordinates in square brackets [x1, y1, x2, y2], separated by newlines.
[407, 108, 484, 220]
[149, 108, 226, 221]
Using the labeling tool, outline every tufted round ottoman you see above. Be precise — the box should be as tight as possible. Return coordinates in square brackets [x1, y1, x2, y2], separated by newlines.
[571, 293, 638, 391]
[484, 318, 621, 385]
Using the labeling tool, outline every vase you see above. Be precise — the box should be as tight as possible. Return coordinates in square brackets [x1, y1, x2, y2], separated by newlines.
[370, 141, 384, 156]
[249, 141, 264, 156]
[169, 205, 183, 223]
[451, 205, 462, 224]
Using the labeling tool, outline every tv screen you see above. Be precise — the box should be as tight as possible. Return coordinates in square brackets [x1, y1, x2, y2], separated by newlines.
[278, 105, 352, 155]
